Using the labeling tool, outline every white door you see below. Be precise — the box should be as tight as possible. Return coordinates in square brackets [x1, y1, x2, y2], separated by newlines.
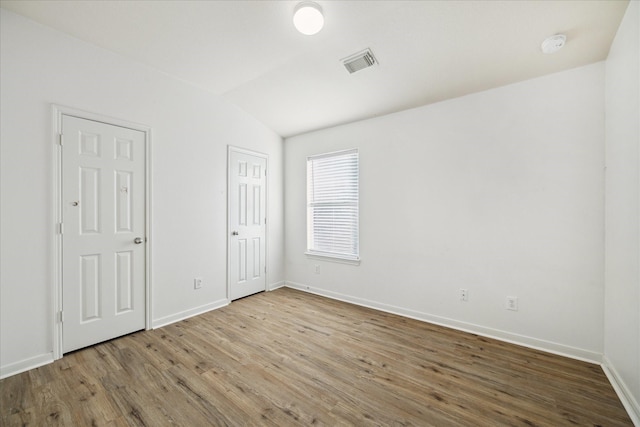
[228, 148, 267, 300]
[62, 115, 146, 353]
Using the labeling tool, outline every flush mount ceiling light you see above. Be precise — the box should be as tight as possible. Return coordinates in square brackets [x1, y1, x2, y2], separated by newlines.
[293, 2, 324, 35]
[541, 34, 567, 54]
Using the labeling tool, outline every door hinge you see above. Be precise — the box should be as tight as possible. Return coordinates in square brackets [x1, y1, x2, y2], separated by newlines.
[59, 311, 64, 323]
[58, 222, 64, 234]
[58, 134, 64, 146]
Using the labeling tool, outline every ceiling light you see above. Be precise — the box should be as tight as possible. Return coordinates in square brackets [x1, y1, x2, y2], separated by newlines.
[293, 2, 324, 36]
[541, 34, 566, 54]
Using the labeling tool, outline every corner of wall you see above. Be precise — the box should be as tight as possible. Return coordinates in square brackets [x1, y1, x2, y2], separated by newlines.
[602, 356, 640, 426]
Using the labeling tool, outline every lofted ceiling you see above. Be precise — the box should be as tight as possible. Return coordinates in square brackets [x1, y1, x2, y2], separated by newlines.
[0, 0, 630, 137]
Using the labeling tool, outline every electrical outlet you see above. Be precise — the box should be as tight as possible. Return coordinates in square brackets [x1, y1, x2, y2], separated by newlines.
[194, 277, 203, 290]
[314, 265, 320, 274]
[506, 296, 518, 311]
[459, 288, 469, 301]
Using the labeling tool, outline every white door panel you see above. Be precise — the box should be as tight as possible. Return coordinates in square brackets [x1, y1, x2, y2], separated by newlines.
[62, 115, 145, 353]
[229, 149, 266, 300]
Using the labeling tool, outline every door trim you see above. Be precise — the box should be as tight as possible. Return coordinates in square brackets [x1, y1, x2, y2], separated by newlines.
[52, 104, 152, 360]
[227, 146, 269, 301]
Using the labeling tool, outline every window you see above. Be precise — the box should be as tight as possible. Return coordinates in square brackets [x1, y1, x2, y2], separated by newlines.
[306, 149, 359, 262]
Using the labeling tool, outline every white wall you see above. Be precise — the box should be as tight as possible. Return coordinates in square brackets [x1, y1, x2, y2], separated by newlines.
[285, 63, 605, 361]
[604, 0, 640, 423]
[0, 9, 284, 377]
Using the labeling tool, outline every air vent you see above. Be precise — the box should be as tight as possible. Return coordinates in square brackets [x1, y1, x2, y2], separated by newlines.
[342, 48, 377, 74]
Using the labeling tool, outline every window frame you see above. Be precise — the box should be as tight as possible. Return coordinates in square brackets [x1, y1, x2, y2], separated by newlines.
[305, 148, 360, 264]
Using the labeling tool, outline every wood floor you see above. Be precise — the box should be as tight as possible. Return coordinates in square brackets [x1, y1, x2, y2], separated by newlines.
[1, 288, 632, 426]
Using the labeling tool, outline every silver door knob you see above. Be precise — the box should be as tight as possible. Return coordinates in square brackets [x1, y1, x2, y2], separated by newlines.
[134, 237, 144, 244]
[231, 231, 239, 236]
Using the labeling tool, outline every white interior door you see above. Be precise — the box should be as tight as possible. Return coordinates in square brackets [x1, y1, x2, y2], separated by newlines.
[62, 115, 146, 353]
[228, 148, 267, 300]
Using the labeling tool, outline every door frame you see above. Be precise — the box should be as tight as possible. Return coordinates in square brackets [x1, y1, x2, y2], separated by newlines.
[227, 145, 269, 301]
[52, 104, 153, 360]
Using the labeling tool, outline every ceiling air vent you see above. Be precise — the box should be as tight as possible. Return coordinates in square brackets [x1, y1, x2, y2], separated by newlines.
[342, 48, 377, 74]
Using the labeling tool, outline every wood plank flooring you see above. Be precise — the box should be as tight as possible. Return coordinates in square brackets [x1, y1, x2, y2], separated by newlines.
[1, 287, 633, 426]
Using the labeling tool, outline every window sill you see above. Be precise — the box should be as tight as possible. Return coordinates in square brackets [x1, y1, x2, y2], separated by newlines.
[305, 252, 361, 266]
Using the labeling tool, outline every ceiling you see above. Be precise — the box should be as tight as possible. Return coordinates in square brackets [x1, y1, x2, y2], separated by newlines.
[0, 0, 629, 138]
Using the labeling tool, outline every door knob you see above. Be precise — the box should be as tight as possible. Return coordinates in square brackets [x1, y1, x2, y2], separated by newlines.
[231, 231, 239, 236]
[134, 237, 144, 244]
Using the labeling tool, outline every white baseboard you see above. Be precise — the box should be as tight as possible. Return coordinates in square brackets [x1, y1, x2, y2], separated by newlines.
[152, 298, 229, 329]
[152, 282, 285, 328]
[284, 281, 602, 364]
[268, 281, 285, 291]
[1, 352, 54, 380]
[602, 356, 640, 426]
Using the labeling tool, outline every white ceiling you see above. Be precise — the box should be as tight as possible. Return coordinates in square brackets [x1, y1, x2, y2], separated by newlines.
[0, 0, 629, 137]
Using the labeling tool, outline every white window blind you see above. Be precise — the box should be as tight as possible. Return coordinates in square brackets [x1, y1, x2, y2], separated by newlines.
[307, 149, 359, 261]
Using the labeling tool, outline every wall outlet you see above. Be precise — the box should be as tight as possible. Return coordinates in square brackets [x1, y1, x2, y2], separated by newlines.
[459, 288, 469, 301]
[506, 296, 518, 311]
[194, 277, 203, 289]
[314, 264, 320, 274]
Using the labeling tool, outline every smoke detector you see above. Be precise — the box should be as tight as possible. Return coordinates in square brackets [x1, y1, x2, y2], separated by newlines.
[541, 34, 566, 54]
[342, 48, 377, 74]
